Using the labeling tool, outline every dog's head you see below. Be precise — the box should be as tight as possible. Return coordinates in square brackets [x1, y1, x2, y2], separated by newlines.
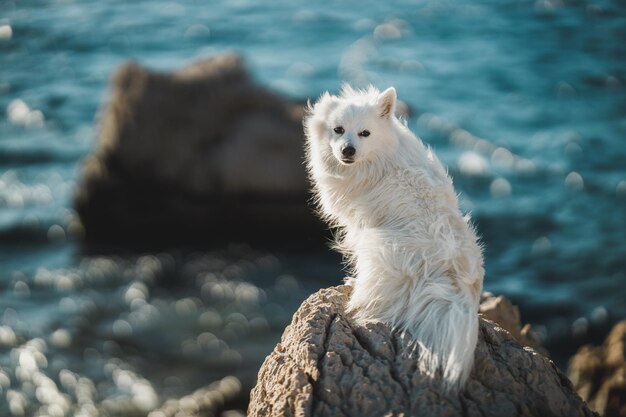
[305, 85, 398, 167]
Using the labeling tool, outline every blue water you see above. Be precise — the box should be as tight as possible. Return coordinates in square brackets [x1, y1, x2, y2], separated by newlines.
[1, 0, 626, 414]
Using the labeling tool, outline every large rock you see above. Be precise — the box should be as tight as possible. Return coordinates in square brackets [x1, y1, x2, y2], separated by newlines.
[249, 285, 596, 417]
[74, 54, 322, 246]
[568, 321, 626, 417]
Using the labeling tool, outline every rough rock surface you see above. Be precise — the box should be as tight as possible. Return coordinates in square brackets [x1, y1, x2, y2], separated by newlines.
[479, 291, 544, 353]
[249, 285, 596, 417]
[569, 321, 626, 417]
[74, 54, 321, 246]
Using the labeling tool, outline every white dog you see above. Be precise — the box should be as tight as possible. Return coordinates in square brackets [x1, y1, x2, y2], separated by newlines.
[304, 85, 484, 393]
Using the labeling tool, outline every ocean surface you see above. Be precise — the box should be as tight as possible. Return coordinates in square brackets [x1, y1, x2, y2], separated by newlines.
[1, 0, 626, 415]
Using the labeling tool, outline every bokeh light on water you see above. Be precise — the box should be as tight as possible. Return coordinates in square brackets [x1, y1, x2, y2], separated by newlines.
[1, 0, 626, 414]
[1, 249, 333, 415]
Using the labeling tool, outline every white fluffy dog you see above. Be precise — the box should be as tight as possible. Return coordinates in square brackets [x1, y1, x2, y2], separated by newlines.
[304, 85, 484, 393]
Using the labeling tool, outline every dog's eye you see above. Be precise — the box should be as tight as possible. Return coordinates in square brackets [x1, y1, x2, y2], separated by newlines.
[333, 126, 345, 135]
[359, 130, 370, 137]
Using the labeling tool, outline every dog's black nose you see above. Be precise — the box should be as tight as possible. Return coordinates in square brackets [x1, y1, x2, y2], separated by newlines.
[342, 145, 356, 158]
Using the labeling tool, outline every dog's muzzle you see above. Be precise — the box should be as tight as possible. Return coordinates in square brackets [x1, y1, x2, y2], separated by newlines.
[341, 145, 356, 164]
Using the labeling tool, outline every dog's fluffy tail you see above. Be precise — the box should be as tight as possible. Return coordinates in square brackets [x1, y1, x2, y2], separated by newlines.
[406, 292, 479, 393]
[349, 276, 479, 394]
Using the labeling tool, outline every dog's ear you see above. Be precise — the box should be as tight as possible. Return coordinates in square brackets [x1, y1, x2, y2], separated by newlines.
[304, 92, 340, 140]
[378, 87, 396, 119]
[309, 91, 339, 116]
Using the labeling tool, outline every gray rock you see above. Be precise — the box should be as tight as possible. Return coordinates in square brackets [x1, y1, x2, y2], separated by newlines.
[249, 285, 597, 417]
[74, 54, 322, 246]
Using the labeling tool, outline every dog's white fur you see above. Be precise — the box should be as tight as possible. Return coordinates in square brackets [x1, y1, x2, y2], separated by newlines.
[304, 85, 484, 393]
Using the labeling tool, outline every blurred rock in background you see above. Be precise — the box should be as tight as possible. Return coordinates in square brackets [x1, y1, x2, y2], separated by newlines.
[569, 321, 626, 417]
[150, 376, 244, 417]
[480, 291, 545, 355]
[74, 54, 322, 248]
